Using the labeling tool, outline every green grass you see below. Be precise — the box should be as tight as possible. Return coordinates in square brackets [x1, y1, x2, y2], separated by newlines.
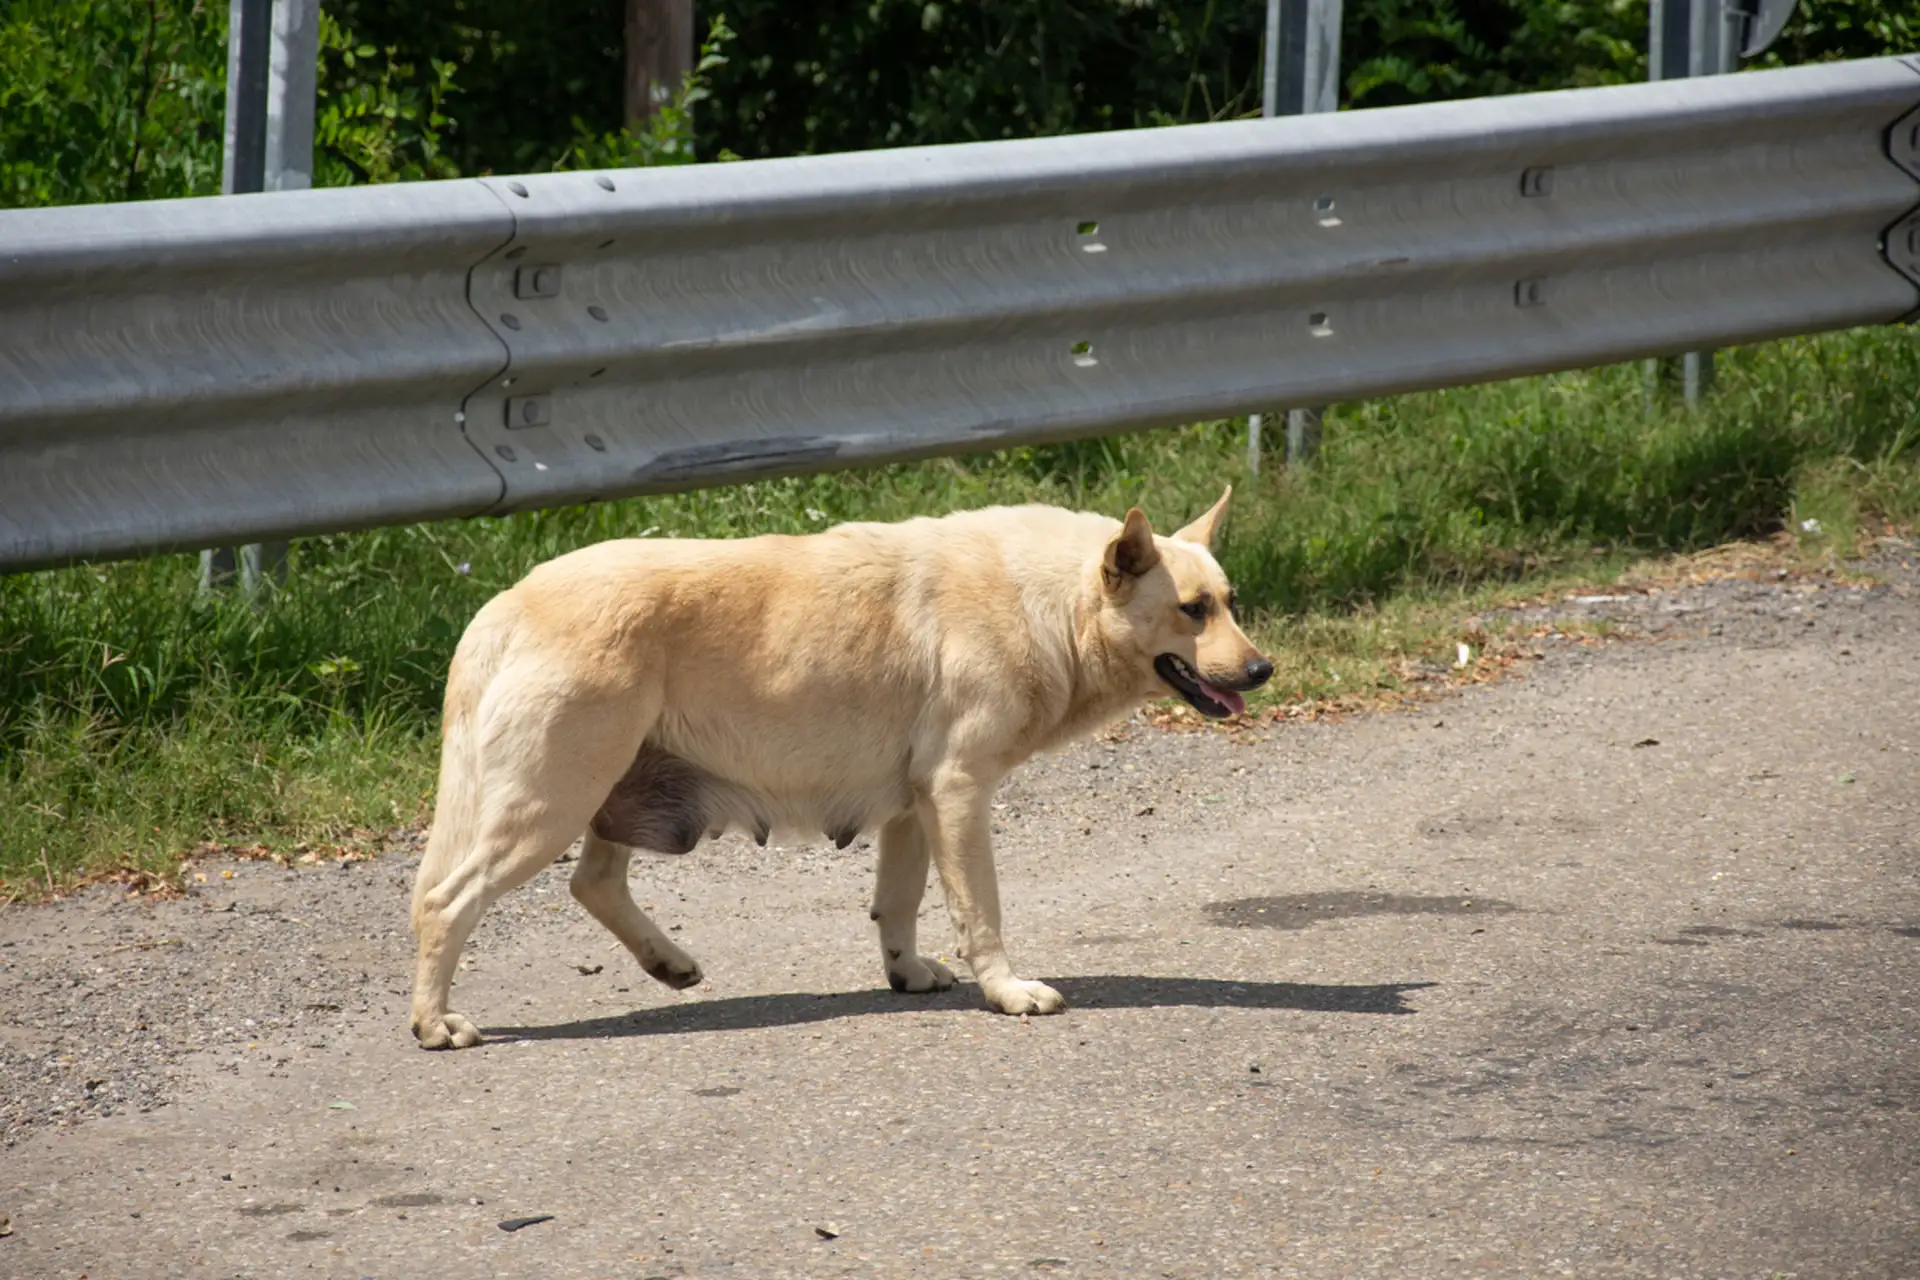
[4, 325, 1918, 892]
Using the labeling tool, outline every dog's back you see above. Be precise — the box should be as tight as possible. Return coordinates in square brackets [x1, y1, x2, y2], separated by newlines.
[499, 502, 1121, 754]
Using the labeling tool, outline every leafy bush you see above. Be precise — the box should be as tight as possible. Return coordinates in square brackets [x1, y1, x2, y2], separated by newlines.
[2, 1, 463, 207]
[0, 0, 225, 206]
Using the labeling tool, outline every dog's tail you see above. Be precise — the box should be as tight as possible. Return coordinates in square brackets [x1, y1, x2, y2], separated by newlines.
[411, 603, 513, 932]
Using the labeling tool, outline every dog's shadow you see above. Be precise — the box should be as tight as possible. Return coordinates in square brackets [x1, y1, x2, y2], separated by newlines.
[487, 975, 1435, 1042]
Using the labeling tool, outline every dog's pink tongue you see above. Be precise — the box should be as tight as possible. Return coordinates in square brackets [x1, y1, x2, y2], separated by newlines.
[1198, 676, 1246, 717]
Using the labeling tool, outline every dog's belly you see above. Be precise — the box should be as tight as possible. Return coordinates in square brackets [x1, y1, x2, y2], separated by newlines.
[591, 740, 912, 856]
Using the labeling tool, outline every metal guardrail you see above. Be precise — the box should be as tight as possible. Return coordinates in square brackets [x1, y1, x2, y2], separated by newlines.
[2, 56, 1918, 572]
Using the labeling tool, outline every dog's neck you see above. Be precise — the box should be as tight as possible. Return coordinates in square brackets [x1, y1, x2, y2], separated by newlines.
[976, 532, 1155, 758]
[1055, 568, 1150, 741]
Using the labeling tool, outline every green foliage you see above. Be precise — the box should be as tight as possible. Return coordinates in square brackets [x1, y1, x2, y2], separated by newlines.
[1225, 330, 1920, 608]
[0, 0, 226, 207]
[1342, 0, 1645, 107]
[312, 10, 462, 185]
[699, 1, 1269, 159]
[0, 0, 462, 208]
[1752, 0, 1920, 67]
[319, 0, 629, 176]
[690, 0, 1901, 157]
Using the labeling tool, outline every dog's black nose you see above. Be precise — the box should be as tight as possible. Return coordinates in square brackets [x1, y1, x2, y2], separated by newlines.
[1244, 657, 1274, 687]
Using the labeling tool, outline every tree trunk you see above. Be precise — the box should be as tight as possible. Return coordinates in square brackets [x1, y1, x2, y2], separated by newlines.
[626, 0, 695, 126]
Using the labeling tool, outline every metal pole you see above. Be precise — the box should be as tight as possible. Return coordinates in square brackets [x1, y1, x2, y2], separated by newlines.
[1645, 0, 1673, 416]
[1261, 0, 1283, 114]
[1288, 0, 1341, 465]
[1650, 0, 1755, 410]
[206, 0, 314, 595]
[264, 0, 318, 194]
[1641, 2, 1797, 415]
[241, 0, 318, 594]
[1247, 0, 1284, 477]
[1250, 0, 1340, 474]
[221, 0, 272, 197]
[202, 0, 272, 592]
[1287, 0, 1338, 469]
[1298, 0, 1342, 115]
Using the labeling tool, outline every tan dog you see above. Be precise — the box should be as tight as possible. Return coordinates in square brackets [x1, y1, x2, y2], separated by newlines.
[408, 488, 1271, 1048]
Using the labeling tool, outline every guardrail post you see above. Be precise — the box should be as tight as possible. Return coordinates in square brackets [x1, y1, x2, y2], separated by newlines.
[1645, 0, 1799, 411]
[1248, 0, 1340, 476]
[201, 0, 316, 596]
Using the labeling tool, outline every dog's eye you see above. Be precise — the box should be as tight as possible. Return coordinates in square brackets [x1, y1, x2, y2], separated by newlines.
[1179, 600, 1209, 622]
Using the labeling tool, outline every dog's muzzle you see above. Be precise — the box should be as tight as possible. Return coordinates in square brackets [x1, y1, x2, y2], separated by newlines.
[1155, 654, 1271, 719]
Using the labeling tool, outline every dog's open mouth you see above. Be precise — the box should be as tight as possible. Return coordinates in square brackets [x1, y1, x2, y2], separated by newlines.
[1153, 654, 1246, 720]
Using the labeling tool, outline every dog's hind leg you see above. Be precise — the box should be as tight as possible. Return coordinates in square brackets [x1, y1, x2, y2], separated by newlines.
[569, 832, 704, 990]
[410, 680, 652, 1049]
[870, 811, 956, 995]
[411, 812, 584, 1050]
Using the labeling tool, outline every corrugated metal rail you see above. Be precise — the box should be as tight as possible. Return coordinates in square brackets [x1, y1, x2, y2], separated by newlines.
[2, 55, 1918, 571]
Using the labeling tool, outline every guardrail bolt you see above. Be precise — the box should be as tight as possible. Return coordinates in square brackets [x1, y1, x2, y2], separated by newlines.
[505, 396, 551, 429]
[514, 266, 562, 299]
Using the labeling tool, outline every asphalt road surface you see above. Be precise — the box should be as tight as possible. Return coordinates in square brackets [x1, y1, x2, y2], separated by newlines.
[3, 552, 1916, 1279]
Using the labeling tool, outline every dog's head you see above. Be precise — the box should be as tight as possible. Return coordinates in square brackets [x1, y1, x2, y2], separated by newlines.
[1099, 486, 1273, 719]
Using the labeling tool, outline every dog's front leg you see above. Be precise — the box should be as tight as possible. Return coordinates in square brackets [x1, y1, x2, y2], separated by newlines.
[919, 772, 1066, 1016]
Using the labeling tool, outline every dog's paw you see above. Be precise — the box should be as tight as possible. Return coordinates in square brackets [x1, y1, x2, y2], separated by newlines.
[982, 978, 1067, 1016]
[412, 1012, 483, 1050]
[886, 954, 957, 994]
[642, 949, 704, 991]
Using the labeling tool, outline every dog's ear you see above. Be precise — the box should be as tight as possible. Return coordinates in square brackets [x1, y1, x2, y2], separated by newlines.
[1172, 485, 1232, 548]
[1103, 508, 1161, 588]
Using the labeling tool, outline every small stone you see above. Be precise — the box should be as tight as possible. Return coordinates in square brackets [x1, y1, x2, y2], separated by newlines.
[499, 1214, 555, 1232]
[814, 1224, 841, 1240]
